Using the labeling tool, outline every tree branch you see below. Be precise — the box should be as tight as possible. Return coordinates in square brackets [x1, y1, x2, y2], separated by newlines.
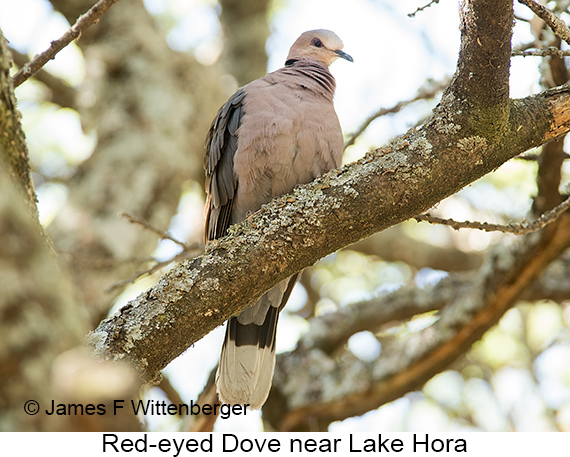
[532, 36, 568, 215]
[408, 0, 441, 18]
[88, 0, 570, 409]
[0, 32, 37, 214]
[9, 46, 77, 109]
[119, 211, 188, 248]
[415, 195, 570, 234]
[344, 78, 449, 149]
[269, 213, 570, 431]
[518, 0, 570, 46]
[11, 0, 120, 88]
[513, 47, 570, 57]
[88, 81, 570, 383]
[1, 23, 143, 432]
[44, 0, 225, 327]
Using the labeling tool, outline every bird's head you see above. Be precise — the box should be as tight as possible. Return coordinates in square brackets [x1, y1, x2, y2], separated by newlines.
[286, 29, 353, 67]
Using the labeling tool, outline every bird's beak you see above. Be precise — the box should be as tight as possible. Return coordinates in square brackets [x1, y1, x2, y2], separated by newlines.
[335, 49, 353, 62]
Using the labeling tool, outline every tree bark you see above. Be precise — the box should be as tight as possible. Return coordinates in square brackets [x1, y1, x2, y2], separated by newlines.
[267, 210, 570, 430]
[0, 27, 142, 432]
[89, 0, 570, 391]
[4, 0, 570, 432]
[0, 34, 38, 217]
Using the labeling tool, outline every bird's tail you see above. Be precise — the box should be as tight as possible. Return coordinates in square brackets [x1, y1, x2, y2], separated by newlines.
[216, 308, 279, 410]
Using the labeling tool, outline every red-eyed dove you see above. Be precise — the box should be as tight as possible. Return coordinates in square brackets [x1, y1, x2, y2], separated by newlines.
[204, 29, 352, 409]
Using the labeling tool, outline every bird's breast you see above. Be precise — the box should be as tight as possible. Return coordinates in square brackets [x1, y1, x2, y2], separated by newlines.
[231, 83, 343, 221]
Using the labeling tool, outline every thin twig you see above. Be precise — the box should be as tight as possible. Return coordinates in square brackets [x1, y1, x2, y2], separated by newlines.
[515, 150, 570, 161]
[9, 46, 77, 108]
[515, 153, 538, 161]
[408, 0, 441, 18]
[515, 151, 570, 161]
[513, 41, 541, 53]
[514, 14, 532, 24]
[60, 251, 155, 267]
[157, 375, 185, 409]
[512, 47, 570, 57]
[104, 259, 174, 293]
[107, 211, 204, 292]
[415, 196, 570, 235]
[344, 78, 449, 149]
[120, 211, 186, 247]
[12, 0, 121, 88]
[105, 243, 204, 293]
[518, 0, 570, 47]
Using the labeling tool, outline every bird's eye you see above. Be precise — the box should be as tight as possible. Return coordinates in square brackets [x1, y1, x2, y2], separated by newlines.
[311, 38, 323, 48]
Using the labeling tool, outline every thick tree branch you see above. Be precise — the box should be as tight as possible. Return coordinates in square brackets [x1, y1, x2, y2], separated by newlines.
[269, 213, 570, 431]
[447, 0, 511, 140]
[88, 0, 570, 408]
[0, 164, 81, 431]
[1, 24, 142, 433]
[533, 36, 568, 215]
[89, 82, 570, 383]
[286, 251, 570, 360]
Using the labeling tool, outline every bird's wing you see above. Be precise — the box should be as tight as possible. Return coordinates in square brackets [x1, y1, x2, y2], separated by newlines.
[204, 88, 246, 241]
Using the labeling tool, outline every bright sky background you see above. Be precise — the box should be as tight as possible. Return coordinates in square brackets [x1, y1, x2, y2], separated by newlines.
[1, 0, 565, 432]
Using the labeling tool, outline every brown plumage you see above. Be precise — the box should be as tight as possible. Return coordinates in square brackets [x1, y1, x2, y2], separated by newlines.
[204, 29, 352, 409]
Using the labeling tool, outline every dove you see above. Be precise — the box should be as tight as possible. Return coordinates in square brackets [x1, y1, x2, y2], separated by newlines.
[204, 29, 352, 409]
